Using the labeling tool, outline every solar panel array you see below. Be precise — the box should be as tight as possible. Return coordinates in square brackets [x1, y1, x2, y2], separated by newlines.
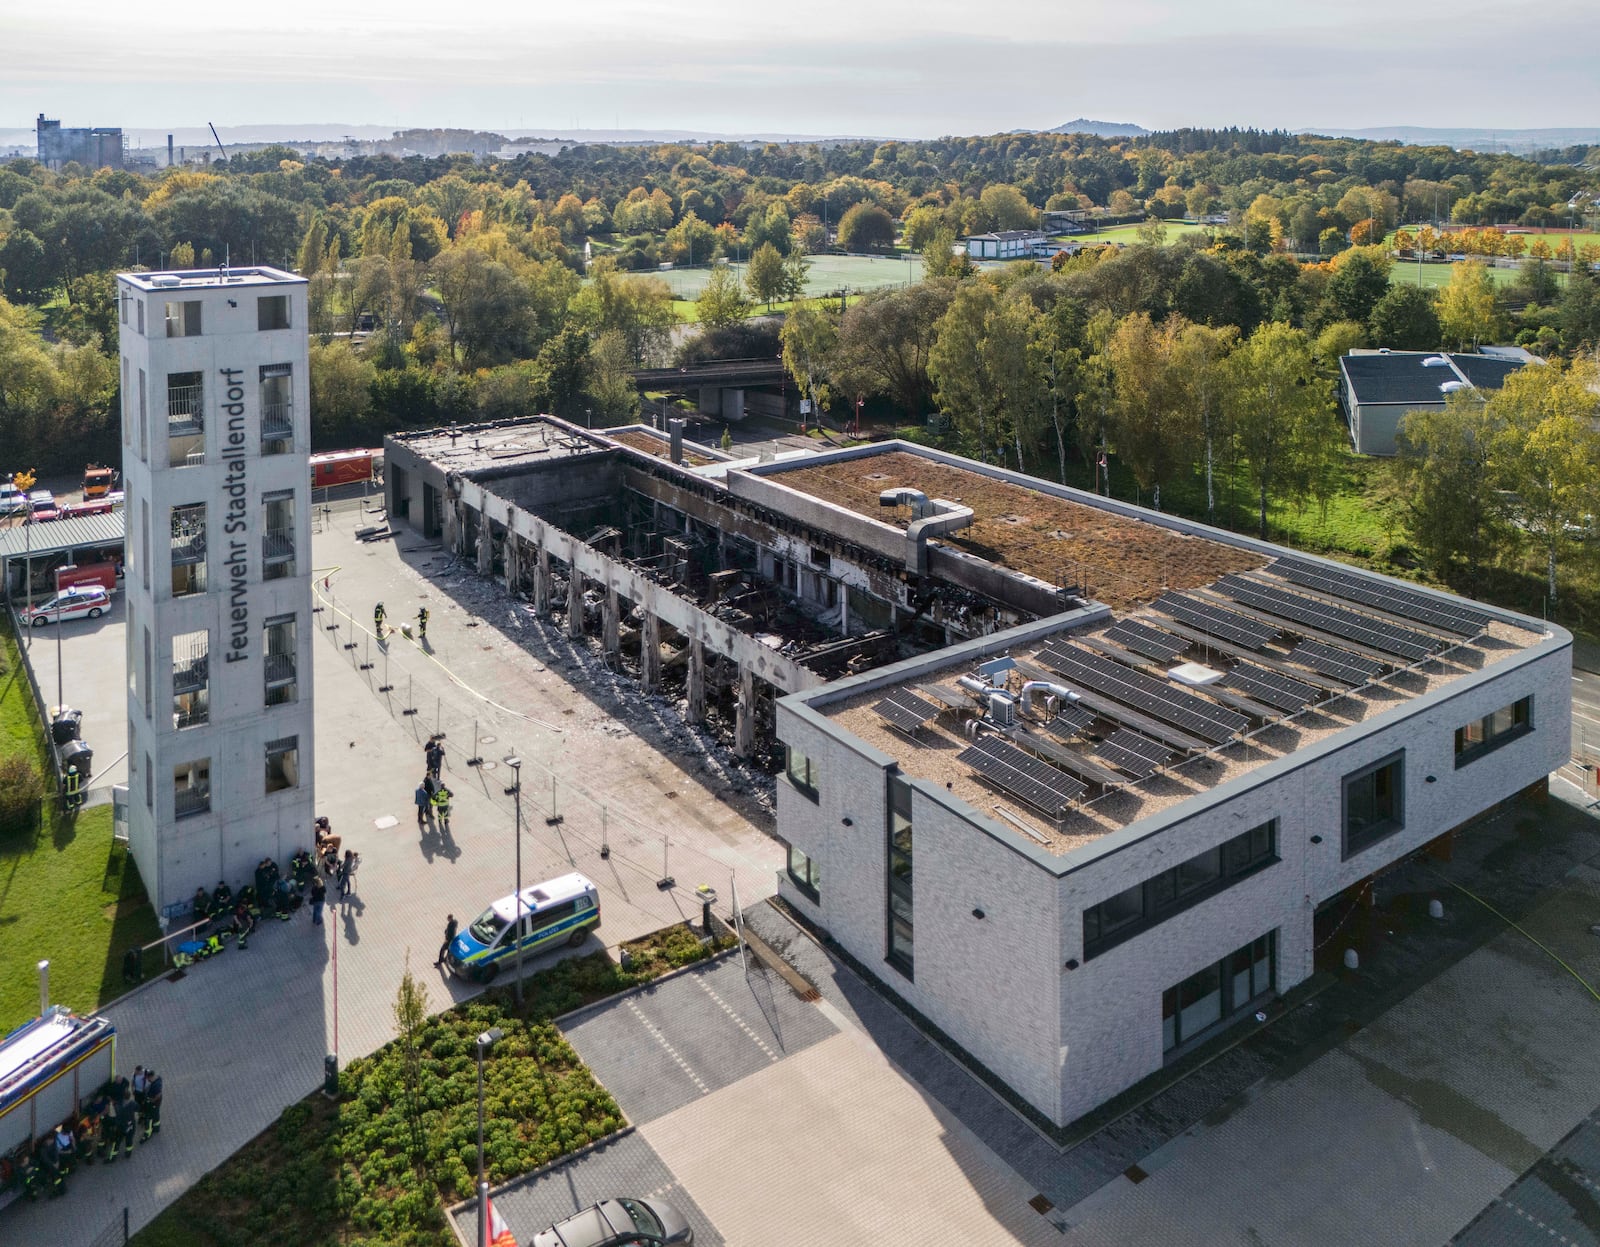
[1039, 643, 1247, 744]
[1106, 619, 1186, 662]
[1153, 593, 1278, 650]
[1288, 640, 1386, 685]
[957, 735, 1085, 816]
[1272, 557, 1489, 638]
[1045, 704, 1097, 738]
[1222, 662, 1318, 713]
[1096, 729, 1173, 779]
[1215, 575, 1439, 662]
[873, 688, 939, 734]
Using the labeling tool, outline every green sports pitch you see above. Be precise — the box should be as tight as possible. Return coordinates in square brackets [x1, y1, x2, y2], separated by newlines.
[632, 253, 929, 301]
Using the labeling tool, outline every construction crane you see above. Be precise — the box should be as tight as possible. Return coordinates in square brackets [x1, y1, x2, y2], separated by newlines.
[208, 122, 226, 164]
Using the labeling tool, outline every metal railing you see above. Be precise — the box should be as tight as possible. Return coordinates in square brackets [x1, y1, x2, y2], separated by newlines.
[171, 523, 207, 564]
[172, 651, 209, 693]
[173, 700, 209, 729]
[261, 401, 293, 438]
[262, 527, 295, 563]
[174, 785, 211, 818]
[166, 381, 204, 425]
[264, 651, 296, 686]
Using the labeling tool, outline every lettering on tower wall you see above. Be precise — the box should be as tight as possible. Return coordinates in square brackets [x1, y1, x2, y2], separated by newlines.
[220, 367, 251, 663]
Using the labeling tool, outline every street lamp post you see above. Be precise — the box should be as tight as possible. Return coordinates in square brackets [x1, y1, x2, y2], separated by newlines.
[507, 758, 524, 1004]
[476, 1026, 504, 1247]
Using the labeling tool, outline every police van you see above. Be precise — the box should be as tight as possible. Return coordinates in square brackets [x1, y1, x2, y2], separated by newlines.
[446, 873, 600, 982]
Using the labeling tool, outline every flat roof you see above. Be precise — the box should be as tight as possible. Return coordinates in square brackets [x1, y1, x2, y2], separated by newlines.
[813, 557, 1542, 851]
[0, 510, 124, 561]
[118, 265, 303, 291]
[600, 425, 728, 468]
[759, 449, 1267, 609]
[1342, 351, 1523, 406]
[391, 419, 612, 474]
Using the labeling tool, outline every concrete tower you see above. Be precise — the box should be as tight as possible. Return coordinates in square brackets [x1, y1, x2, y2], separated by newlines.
[115, 266, 314, 917]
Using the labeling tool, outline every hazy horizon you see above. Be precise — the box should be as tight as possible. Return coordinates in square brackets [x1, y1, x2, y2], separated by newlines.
[4, 0, 1598, 139]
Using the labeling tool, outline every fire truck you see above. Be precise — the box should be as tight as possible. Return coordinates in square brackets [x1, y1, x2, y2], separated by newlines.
[309, 449, 382, 489]
[0, 1008, 116, 1209]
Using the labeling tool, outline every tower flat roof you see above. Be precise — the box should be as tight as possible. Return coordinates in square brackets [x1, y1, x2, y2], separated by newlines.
[119, 266, 303, 291]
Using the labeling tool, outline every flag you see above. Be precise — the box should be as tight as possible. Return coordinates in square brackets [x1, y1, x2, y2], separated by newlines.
[487, 1195, 517, 1247]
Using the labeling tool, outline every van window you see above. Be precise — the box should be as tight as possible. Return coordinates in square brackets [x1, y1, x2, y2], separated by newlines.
[525, 898, 578, 937]
[469, 906, 509, 946]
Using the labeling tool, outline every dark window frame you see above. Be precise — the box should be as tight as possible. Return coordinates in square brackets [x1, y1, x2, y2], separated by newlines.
[1342, 750, 1405, 859]
[1454, 695, 1533, 768]
[886, 774, 914, 981]
[784, 743, 819, 802]
[786, 842, 820, 901]
[1083, 820, 1279, 960]
[1162, 932, 1275, 1057]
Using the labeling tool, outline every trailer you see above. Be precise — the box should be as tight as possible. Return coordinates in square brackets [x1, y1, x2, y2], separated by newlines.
[0, 1008, 115, 1209]
[310, 448, 382, 489]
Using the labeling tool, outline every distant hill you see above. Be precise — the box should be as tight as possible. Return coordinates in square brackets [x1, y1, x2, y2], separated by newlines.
[1046, 119, 1150, 139]
[1307, 125, 1600, 154]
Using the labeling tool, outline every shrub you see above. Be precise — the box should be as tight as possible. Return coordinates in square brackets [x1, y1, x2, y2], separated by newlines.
[0, 752, 44, 834]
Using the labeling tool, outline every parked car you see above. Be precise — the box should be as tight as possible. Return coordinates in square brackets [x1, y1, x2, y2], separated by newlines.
[27, 489, 59, 522]
[531, 1198, 693, 1247]
[24, 585, 111, 626]
[0, 480, 26, 516]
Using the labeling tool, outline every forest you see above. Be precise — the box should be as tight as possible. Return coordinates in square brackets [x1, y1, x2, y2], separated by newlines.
[0, 127, 1597, 622]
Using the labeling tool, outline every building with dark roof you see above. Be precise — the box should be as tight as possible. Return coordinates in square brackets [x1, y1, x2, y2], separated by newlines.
[1339, 349, 1531, 456]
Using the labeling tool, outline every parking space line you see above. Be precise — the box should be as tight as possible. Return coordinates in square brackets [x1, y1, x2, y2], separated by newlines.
[628, 999, 710, 1094]
[694, 976, 780, 1063]
[1494, 1196, 1572, 1244]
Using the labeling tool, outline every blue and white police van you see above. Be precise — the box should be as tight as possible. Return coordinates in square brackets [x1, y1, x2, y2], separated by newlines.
[446, 873, 601, 982]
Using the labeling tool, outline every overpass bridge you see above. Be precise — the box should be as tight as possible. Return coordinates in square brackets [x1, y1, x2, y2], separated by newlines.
[632, 358, 792, 423]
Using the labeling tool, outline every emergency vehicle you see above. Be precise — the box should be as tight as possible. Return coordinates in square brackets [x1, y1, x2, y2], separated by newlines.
[445, 873, 601, 982]
[0, 1008, 116, 1210]
[81, 466, 116, 500]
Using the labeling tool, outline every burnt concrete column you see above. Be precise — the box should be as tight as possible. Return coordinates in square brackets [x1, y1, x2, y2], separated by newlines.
[503, 532, 520, 595]
[567, 542, 585, 640]
[641, 612, 661, 693]
[476, 517, 493, 576]
[686, 637, 705, 725]
[603, 585, 620, 657]
[534, 542, 551, 613]
[735, 665, 756, 758]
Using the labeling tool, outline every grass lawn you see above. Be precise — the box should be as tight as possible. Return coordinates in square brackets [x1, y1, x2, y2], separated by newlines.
[1073, 221, 1210, 247]
[133, 925, 736, 1247]
[1388, 260, 1543, 290]
[0, 614, 159, 1031]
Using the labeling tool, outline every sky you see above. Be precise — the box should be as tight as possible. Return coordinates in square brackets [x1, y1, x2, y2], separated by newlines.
[4, 0, 1599, 140]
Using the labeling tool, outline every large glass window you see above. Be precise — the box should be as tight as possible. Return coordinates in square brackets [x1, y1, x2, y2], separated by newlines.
[786, 844, 820, 901]
[887, 775, 914, 979]
[1162, 933, 1274, 1054]
[1084, 820, 1278, 959]
[785, 743, 819, 801]
[1343, 752, 1404, 858]
[1455, 696, 1532, 767]
[164, 299, 202, 337]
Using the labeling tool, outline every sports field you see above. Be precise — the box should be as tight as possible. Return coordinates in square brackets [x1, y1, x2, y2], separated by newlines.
[1389, 260, 1545, 290]
[1067, 221, 1211, 247]
[638, 253, 928, 301]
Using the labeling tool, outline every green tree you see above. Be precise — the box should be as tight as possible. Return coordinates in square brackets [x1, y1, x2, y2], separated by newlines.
[309, 340, 377, 445]
[921, 226, 973, 280]
[1368, 285, 1441, 350]
[781, 299, 840, 421]
[697, 264, 751, 329]
[837, 203, 896, 253]
[569, 260, 675, 365]
[1438, 262, 1500, 349]
[584, 329, 641, 425]
[392, 959, 429, 1177]
[1103, 312, 1196, 510]
[745, 242, 787, 308]
[1173, 321, 1239, 522]
[297, 217, 327, 277]
[744, 202, 793, 256]
[1486, 359, 1600, 605]
[780, 248, 811, 302]
[928, 280, 1037, 465]
[0, 230, 51, 303]
[1322, 249, 1392, 326]
[1227, 322, 1339, 538]
[663, 211, 716, 266]
[1392, 396, 1504, 591]
[535, 325, 592, 421]
[1028, 295, 1087, 485]
[978, 184, 1036, 231]
[834, 280, 956, 416]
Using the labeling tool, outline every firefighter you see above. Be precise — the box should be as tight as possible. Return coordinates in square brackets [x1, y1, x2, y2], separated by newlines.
[17, 1145, 39, 1201]
[416, 605, 428, 639]
[141, 1070, 163, 1140]
[77, 1100, 100, 1166]
[40, 1133, 64, 1197]
[98, 1093, 120, 1162]
[431, 782, 453, 830]
[374, 601, 386, 637]
[191, 885, 210, 923]
[119, 1091, 138, 1157]
[53, 1121, 75, 1176]
[232, 900, 255, 949]
[63, 764, 83, 810]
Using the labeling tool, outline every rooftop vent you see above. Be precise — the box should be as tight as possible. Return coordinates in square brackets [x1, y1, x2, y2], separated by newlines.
[1167, 661, 1224, 686]
[1422, 355, 1451, 367]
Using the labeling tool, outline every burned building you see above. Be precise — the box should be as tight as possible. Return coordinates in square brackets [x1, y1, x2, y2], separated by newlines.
[36, 114, 124, 171]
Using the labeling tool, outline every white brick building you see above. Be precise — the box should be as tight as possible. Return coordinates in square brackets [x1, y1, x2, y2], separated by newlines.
[116, 267, 315, 918]
[768, 449, 1570, 1130]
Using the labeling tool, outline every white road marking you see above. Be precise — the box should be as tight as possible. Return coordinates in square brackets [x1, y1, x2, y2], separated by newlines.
[627, 999, 710, 1094]
[694, 976, 780, 1062]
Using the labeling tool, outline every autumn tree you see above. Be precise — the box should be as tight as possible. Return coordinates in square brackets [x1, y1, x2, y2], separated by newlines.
[697, 264, 750, 329]
[1173, 321, 1239, 522]
[781, 299, 840, 421]
[746, 242, 787, 308]
[1103, 312, 1196, 510]
[1437, 262, 1500, 349]
[927, 280, 1044, 469]
[1392, 395, 1505, 591]
[837, 203, 896, 253]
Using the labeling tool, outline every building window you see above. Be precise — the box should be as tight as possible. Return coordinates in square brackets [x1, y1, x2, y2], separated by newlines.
[136, 299, 145, 335]
[258, 294, 290, 331]
[140, 500, 150, 591]
[119, 292, 128, 325]
[785, 743, 819, 801]
[172, 628, 209, 729]
[137, 369, 148, 462]
[170, 503, 207, 596]
[121, 358, 130, 447]
[887, 775, 914, 979]
[265, 736, 300, 794]
[260, 364, 293, 452]
[264, 614, 297, 706]
[1162, 933, 1274, 1055]
[142, 628, 152, 722]
[810, 547, 831, 570]
[262, 491, 296, 579]
[144, 752, 153, 812]
[1455, 696, 1532, 767]
[173, 758, 211, 818]
[1343, 752, 1404, 858]
[164, 299, 202, 338]
[1083, 820, 1278, 959]
[167, 370, 205, 466]
[786, 844, 820, 901]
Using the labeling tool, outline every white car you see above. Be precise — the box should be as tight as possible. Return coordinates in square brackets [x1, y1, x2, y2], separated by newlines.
[24, 586, 111, 626]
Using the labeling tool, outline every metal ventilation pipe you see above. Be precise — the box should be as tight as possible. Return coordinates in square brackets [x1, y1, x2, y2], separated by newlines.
[668, 419, 685, 465]
[879, 487, 930, 516]
[1020, 681, 1077, 716]
[906, 499, 974, 575]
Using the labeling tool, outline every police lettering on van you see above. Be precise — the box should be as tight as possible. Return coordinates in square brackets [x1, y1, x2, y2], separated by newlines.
[445, 873, 600, 982]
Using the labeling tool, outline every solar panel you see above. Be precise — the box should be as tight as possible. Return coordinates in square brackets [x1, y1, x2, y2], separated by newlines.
[1106, 619, 1187, 662]
[1288, 640, 1386, 685]
[1152, 593, 1278, 650]
[1045, 703, 1096, 738]
[1272, 558, 1489, 638]
[1038, 643, 1247, 744]
[1222, 662, 1318, 713]
[1215, 575, 1438, 662]
[873, 688, 939, 734]
[957, 735, 1085, 817]
[1095, 729, 1173, 780]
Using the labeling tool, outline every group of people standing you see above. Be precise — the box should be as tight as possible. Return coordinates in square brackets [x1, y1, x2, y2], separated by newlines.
[17, 1066, 164, 1201]
[414, 736, 452, 831]
[373, 601, 428, 641]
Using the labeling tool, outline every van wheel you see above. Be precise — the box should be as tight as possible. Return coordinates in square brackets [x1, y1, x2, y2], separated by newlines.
[567, 929, 587, 947]
[479, 962, 499, 983]
[88, 607, 103, 619]
[31, 616, 46, 628]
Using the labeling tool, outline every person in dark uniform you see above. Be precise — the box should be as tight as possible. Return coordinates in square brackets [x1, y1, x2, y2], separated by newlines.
[141, 1070, 163, 1140]
[98, 1092, 119, 1162]
[309, 874, 327, 926]
[434, 914, 457, 967]
[416, 605, 428, 639]
[374, 601, 386, 637]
